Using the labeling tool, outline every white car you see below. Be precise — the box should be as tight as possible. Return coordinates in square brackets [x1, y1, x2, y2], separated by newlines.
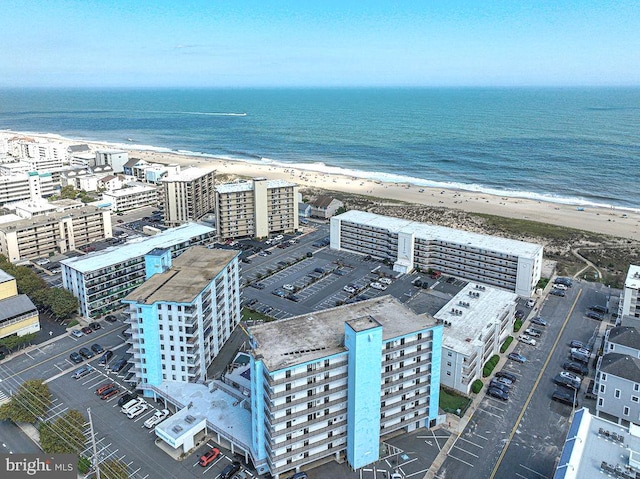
[526, 299, 536, 308]
[144, 409, 170, 429]
[560, 371, 581, 383]
[370, 282, 387, 291]
[35, 258, 50, 265]
[343, 285, 356, 294]
[379, 277, 392, 285]
[554, 283, 569, 291]
[70, 330, 84, 338]
[274, 235, 284, 241]
[126, 402, 149, 419]
[518, 335, 537, 346]
[282, 284, 295, 292]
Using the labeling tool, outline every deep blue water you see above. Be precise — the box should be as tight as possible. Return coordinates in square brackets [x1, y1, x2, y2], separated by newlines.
[1, 87, 639, 209]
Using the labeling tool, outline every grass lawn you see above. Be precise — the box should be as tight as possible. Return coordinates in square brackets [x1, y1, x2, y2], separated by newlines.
[439, 387, 471, 416]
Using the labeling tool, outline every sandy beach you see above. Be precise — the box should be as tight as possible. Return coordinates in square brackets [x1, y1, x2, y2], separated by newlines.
[6, 132, 640, 241]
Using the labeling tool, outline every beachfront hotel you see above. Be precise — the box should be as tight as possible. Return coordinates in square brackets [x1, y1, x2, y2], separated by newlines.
[620, 264, 640, 321]
[0, 206, 112, 263]
[122, 246, 241, 390]
[215, 178, 299, 240]
[160, 167, 217, 227]
[60, 223, 215, 318]
[330, 210, 543, 297]
[101, 184, 159, 212]
[248, 296, 442, 477]
[435, 283, 518, 394]
[0, 171, 56, 206]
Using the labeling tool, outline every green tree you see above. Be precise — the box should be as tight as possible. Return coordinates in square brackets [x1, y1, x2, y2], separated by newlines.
[0, 333, 36, 352]
[0, 379, 52, 423]
[59, 185, 79, 200]
[40, 409, 86, 454]
[100, 459, 129, 479]
[46, 288, 79, 320]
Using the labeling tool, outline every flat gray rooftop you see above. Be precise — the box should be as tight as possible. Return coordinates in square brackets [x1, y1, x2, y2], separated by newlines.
[124, 246, 239, 304]
[249, 295, 439, 372]
[0, 205, 104, 232]
[0, 268, 14, 284]
[626, 264, 640, 290]
[334, 210, 542, 258]
[0, 295, 38, 322]
[435, 283, 518, 354]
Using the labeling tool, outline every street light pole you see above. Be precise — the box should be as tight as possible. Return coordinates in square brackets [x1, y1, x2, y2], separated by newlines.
[87, 408, 101, 479]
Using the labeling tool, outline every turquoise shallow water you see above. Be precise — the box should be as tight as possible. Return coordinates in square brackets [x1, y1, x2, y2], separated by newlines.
[0, 87, 639, 209]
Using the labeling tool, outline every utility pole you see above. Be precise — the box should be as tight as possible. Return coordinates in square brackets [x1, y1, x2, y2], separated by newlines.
[87, 408, 101, 479]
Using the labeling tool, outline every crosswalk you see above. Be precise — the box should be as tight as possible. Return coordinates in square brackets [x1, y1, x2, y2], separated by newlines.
[0, 389, 10, 404]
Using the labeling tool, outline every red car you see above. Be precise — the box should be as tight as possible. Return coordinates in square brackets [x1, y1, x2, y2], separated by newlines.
[198, 447, 220, 467]
[81, 326, 93, 334]
[100, 388, 120, 400]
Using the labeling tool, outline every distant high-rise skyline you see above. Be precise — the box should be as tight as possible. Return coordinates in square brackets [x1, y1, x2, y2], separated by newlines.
[2, 0, 638, 88]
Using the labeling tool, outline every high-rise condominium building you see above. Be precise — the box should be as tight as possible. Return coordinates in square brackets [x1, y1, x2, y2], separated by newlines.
[215, 178, 298, 240]
[161, 167, 216, 227]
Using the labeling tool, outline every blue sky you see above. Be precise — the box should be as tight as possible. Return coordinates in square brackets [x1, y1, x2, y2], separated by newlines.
[2, 0, 639, 88]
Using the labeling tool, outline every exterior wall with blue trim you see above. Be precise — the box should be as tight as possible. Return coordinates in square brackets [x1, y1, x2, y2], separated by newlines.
[428, 325, 443, 425]
[250, 356, 268, 471]
[144, 249, 171, 280]
[139, 303, 162, 388]
[345, 321, 383, 470]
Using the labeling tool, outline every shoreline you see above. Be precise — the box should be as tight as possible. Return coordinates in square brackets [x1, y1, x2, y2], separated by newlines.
[4, 130, 640, 241]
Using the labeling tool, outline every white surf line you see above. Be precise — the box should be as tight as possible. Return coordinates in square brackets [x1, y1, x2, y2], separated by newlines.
[519, 464, 548, 478]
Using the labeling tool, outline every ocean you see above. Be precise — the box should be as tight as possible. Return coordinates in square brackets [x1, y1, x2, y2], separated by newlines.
[1, 87, 639, 210]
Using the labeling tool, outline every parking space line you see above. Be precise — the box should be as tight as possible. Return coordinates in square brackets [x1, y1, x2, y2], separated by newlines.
[447, 453, 474, 467]
[473, 432, 488, 441]
[519, 464, 548, 478]
[452, 445, 479, 458]
[457, 436, 483, 449]
[406, 468, 429, 478]
[476, 407, 502, 419]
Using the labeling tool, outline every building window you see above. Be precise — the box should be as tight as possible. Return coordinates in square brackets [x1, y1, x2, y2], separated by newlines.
[598, 398, 603, 407]
[633, 396, 639, 403]
[601, 373, 607, 381]
[624, 406, 630, 416]
[600, 385, 606, 393]
[615, 389, 621, 399]
[635, 384, 640, 392]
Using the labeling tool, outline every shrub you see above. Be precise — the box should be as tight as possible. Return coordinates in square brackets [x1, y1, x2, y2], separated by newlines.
[513, 319, 523, 332]
[482, 355, 501, 377]
[471, 379, 483, 394]
[67, 319, 79, 328]
[500, 336, 514, 353]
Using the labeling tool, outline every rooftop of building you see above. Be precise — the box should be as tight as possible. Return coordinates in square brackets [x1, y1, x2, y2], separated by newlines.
[0, 294, 38, 322]
[60, 223, 215, 274]
[599, 353, 640, 383]
[555, 408, 640, 479]
[334, 210, 543, 257]
[162, 166, 215, 182]
[435, 283, 518, 353]
[608, 326, 640, 350]
[310, 195, 341, 208]
[215, 178, 298, 194]
[249, 295, 439, 372]
[0, 205, 105, 232]
[96, 149, 127, 154]
[102, 184, 158, 197]
[625, 265, 640, 290]
[67, 144, 91, 153]
[0, 269, 15, 284]
[124, 246, 239, 304]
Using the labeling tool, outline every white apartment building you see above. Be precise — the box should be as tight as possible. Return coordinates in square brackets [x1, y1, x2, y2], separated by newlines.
[248, 296, 443, 477]
[95, 150, 129, 173]
[330, 210, 543, 297]
[102, 185, 159, 212]
[15, 140, 67, 172]
[60, 223, 216, 318]
[435, 283, 518, 394]
[161, 167, 216, 227]
[620, 265, 640, 321]
[122, 246, 241, 390]
[0, 172, 56, 206]
[0, 206, 112, 262]
[215, 178, 299, 240]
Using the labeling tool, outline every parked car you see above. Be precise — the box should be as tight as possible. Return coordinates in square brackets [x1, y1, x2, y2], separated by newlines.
[219, 462, 242, 479]
[144, 409, 170, 429]
[291, 473, 309, 479]
[489, 380, 510, 393]
[99, 350, 114, 365]
[570, 350, 590, 364]
[95, 383, 115, 395]
[78, 347, 95, 359]
[126, 402, 149, 419]
[81, 326, 93, 335]
[282, 284, 295, 292]
[343, 285, 356, 294]
[554, 283, 569, 291]
[530, 316, 548, 327]
[553, 374, 581, 389]
[117, 393, 139, 407]
[198, 447, 221, 467]
[251, 282, 266, 290]
[550, 289, 566, 297]
[560, 371, 582, 383]
[589, 304, 608, 314]
[110, 358, 127, 372]
[563, 361, 589, 376]
[272, 289, 286, 297]
[571, 347, 591, 357]
[552, 389, 579, 407]
[508, 352, 527, 363]
[69, 352, 84, 364]
[89, 322, 102, 330]
[121, 397, 145, 413]
[72, 365, 94, 379]
[492, 376, 513, 386]
[370, 281, 387, 291]
[586, 311, 604, 321]
[379, 277, 393, 285]
[518, 335, 537, 346]
[515, 310, 525, 320]
[35, 258, 50, 265]
[569, 340, 588, 350]
[105, 315, 118, 322]
[495, 371, 517, 383]
[91, 343, 104, 354]
[100, 387, 120, 400]
[554, 277, 573, 287]
[526, 299, 536, 308]
[487, 387, 509, 401]
[524, 328, 542, 338]
[70, 330, 84, 338]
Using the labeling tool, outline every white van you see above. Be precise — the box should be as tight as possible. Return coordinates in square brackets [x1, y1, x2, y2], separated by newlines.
[120, 397, 144, 414]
